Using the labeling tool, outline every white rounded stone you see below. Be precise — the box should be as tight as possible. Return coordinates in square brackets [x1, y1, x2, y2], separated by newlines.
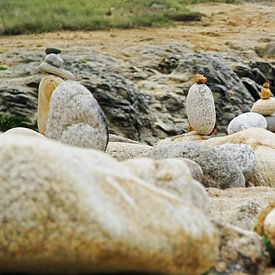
[186, 83, 216, 135]
[45, 53, 64, 67]
[227, 112, 267, 135]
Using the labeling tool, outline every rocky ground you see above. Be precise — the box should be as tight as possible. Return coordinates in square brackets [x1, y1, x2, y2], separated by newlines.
[0, 1, 275, 274]
[0, 2, 275, 144]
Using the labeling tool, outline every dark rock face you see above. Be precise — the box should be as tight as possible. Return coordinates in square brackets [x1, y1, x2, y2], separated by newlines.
[1, 48, 275, 144]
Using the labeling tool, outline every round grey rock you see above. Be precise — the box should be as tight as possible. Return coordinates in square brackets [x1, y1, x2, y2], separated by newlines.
[45, 80, 109, 151]
[45, 47, 61, 55]
[45, 53, 64, 68]
[227, 112, 267, 135]
[38, 62, 74, 80]
[216, 144, 255, 181]
[150, 141, 245, 189]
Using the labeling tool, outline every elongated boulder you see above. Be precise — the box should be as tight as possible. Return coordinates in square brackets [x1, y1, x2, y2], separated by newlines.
[0, 134, 217, 274]
[45, 80, 108, 151]
[124, 157, 208, 212]
[150, 141, 245, 189]
[227, 112, 267, 134]
[186, 74, 216, 135]
[37, 75, 63, 134]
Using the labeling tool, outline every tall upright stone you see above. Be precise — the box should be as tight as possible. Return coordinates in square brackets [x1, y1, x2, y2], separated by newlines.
[186, 74, 216, 135]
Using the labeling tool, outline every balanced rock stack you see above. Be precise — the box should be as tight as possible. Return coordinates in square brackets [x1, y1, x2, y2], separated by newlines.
[186, 74, 216, 135]
[251, 82, 275, 132]
[38, 48, 74, 79]
[37, 48, 109, 151]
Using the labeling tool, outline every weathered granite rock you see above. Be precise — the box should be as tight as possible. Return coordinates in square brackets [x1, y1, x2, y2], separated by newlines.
[45, 53, 64, 68]
[45, 80, 108, 151]
[124, 157, 209, 212]
[150, 141, 245, 189]
[186, 75, 216, 135]
[2, 127, 45, 139]
[37, 75, 63, 134]
[215, 144, 255, 181]
[0, 134, 217, 274]
[106, 142, 152, 161]
[204, 128, 275, 187]
[209, 220, 270, 275]
[38, 62, 74, 79]
[227, 112, 267, 134]
[251, 98, 275, 115]
[208, 187, 275, 230]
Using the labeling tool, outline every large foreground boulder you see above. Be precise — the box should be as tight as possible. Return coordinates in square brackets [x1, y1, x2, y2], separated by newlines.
[0, 134, 217, 274]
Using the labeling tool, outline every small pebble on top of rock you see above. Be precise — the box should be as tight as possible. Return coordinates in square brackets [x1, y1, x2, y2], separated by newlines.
[38, 48, 74, 80]
[186, 74, 216, 135]
[251, 82, 275, 116]
[45, 47, 61, 55]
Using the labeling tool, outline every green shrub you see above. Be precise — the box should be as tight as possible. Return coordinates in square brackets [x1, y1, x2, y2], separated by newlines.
[0, 114, 33, 132]
[263, 236, 275, 265]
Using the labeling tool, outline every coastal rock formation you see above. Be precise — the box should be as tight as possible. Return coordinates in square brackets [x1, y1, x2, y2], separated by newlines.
[45, 80, 108, 151]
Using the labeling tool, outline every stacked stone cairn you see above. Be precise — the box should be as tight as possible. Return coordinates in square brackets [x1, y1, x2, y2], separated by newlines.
[251, 82, 275, 132]
[186, 74, 216, 135]
[37, 48, 108, 151]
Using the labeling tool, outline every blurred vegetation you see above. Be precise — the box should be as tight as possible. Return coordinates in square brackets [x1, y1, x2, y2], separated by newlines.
[263, 236, 275, 265]
[0, 114, 33, 132]
[0, 0, 236, 35]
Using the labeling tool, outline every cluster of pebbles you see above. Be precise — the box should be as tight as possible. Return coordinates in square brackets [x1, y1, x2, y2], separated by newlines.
[38, 48, 74, 79]
[227, 82, 275, 134]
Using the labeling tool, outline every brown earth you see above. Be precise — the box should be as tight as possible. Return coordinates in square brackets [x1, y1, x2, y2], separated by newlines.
[0, 2, 274, 61]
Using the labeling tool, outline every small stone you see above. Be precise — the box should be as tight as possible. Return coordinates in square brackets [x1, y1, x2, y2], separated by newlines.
[251, 98, 275, 115]
[38, 62, 74, 80]
[37, 75, 64, 134]
[215, 144, 255, 181]
[186, 75, 216, 135]
[227, 112, 267, 135]
[45, 53, 64, 68]
[45, 47, 61, 55]
[45, 80, 109, 151]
